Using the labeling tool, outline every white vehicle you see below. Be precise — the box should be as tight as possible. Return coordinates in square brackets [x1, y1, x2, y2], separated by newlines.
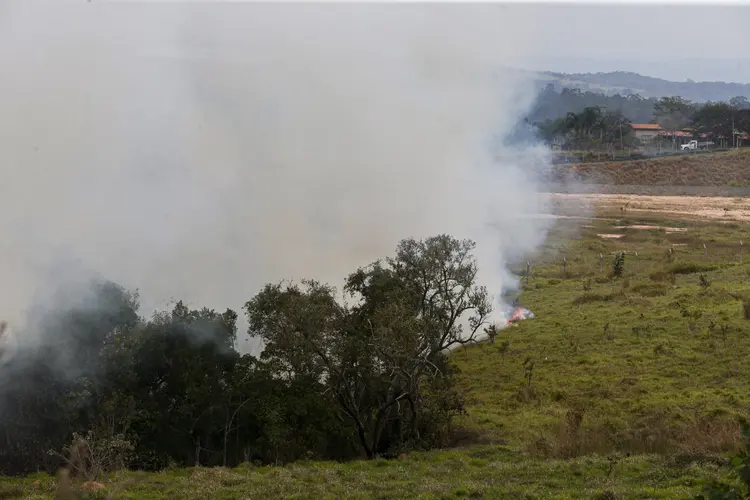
[681, 140, 714, 151]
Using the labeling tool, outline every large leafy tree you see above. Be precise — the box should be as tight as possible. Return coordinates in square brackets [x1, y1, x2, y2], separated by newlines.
[245, 235, 492, 458]
[125, 302, 240, 467]
[691, 101, 750, 146]
[653, 96, 694, 149]
[692, 101, 736, 141]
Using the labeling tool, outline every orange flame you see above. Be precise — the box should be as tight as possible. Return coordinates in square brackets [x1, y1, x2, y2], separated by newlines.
[507, 307, 532, 325]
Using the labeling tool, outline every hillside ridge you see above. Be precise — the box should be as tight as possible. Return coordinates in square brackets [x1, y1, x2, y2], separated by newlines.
[550, 149, 750, 187]
[535, 69, 750, 102]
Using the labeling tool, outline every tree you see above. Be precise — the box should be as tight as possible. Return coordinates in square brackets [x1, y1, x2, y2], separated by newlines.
[535, 106, 635, 152]
[691, 101, 736, 142]
[730, 96, 750, 110]
[0, 276, 366, 475]
[125, 302, 240, 467]
[527, 85, 658, 126]
[599, 111, 636, 149]
[691, 101, 750, 147]
[653, 96, 694, 150]
[0, 280, 140, 475]
[245, 235, 492, 458]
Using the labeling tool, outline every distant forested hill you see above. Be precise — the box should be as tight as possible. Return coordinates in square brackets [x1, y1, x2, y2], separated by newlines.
[523, 70, 750, 125]
[527, 85, 658, 124]
[534, 70, 750, 102]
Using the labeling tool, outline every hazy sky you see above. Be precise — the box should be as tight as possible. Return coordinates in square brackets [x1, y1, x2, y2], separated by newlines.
[519, 4, 750, 82]
[112, 2, 748, 80]
[4, 2, 747, 82]
[526, 4, 748, 61]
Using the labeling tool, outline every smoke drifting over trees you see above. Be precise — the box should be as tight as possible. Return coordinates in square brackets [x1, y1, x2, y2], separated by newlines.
[0, 3, 564, 474]
[0, 4, 554, 343]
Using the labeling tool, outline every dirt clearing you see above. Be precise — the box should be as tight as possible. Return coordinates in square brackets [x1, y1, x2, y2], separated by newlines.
[549, 193, 750, 222]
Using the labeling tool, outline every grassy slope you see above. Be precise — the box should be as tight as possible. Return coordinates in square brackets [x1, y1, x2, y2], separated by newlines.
[551, 148, 750, 186]
[453, 214, 750, 458]
[6, 214, 750, 499]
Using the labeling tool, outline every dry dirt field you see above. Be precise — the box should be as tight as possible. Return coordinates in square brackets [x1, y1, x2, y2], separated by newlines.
[549, 192, 750, 222]
[550, 148, 750, 186]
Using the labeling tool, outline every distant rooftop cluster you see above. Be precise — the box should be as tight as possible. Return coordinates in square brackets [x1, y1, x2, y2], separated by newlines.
[631, 123, 749, 140]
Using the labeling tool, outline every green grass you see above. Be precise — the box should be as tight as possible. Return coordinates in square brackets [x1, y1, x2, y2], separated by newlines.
[453, 215, 750, 461]
[0, 448, 736, 499]
[7, 212, 750, 499]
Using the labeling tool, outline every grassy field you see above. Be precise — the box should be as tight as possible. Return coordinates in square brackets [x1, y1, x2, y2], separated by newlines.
[453, 213, 750, 457]
[5, 209, 750, 499]
[551, 148, 750, 186]
[0, 448, 735, 499]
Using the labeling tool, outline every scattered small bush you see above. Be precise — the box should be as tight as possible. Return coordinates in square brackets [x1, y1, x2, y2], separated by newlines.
[498, 340, 510, 356]
[612, 252, 625, 278]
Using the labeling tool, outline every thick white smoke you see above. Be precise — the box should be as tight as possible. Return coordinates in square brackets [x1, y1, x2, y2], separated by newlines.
[0, 3, 554, 355]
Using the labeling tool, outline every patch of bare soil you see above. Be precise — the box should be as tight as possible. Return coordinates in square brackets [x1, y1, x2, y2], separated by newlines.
[614, 225, 688, 232]
[549, 193, 750, 222]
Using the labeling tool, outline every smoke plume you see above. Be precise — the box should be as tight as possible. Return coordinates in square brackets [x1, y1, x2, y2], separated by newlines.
[0, 3, 555, 356]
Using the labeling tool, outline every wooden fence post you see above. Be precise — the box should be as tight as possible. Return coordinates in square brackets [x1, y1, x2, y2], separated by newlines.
[703, 243, 708, 259]
[599, 253, 603, 273]
[741, 241, 744, 263]
[563, 257, 567, 275]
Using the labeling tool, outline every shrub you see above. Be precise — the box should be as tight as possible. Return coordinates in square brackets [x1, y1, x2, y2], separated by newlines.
[612, 252, 625, 278]
[50, 430, 134, 481]
[699, 274, 711, 289]
[696, 420, 750, 499]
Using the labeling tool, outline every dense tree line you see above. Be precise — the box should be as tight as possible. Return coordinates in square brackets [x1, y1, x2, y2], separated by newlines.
[688, 97, 750, 145]
[534, 106, 637, 151]
[528, 85, 659, 124]
[529, 87, 750, 151]
[0, 235, 491, 476]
